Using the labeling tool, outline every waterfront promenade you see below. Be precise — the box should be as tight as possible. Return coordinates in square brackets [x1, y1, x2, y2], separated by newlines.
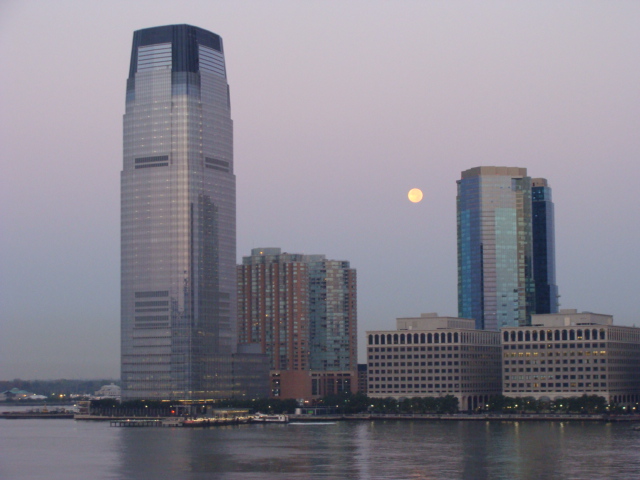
[293, 413, 640, 423]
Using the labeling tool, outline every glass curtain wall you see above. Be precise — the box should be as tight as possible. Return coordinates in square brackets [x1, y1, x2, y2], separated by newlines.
[121, 25, 235, 400]
[308, 261, 357, 371]
[457, 167, 534, 330]
[532, 179, 559, 314]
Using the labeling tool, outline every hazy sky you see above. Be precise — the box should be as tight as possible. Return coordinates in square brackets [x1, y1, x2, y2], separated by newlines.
[2, 1, 639, 379]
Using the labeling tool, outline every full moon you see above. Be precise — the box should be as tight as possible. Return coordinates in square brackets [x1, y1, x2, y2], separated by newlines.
[408, 188, 423, 203]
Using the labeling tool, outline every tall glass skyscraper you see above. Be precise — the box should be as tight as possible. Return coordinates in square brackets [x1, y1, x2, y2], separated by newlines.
[531, 178, 559, 314]
[457, 167, 535, 330]
[121, 25, 235, 400]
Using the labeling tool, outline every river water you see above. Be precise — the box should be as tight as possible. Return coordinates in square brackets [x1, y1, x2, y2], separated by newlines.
[1, 416, 640, 479]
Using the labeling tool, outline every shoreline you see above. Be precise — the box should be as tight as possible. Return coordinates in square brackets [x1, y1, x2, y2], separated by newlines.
[5, 411, 640, 423]
[292, 413, 640, 423]
[32, 413, 640, 423]
[0, 412, 75, 419]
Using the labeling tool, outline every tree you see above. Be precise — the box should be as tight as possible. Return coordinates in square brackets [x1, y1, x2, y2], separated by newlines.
[487, 395, 515, 413]
[438, 395, 459, 414]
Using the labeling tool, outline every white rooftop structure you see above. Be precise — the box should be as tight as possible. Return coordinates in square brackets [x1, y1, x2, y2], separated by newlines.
[396, 313, 476, 331]
[94, 383, 121, 399]
[531, 309, 613, 327]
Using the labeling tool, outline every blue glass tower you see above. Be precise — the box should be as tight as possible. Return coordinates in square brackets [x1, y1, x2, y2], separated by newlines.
[457, 167, 535, 330]
[121, 25, 235, 400]
[531, 178, 559, 313]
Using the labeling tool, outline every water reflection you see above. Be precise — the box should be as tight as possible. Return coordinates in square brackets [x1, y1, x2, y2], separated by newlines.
[114, 421, 635, 480]
[3, 419, 640, 479]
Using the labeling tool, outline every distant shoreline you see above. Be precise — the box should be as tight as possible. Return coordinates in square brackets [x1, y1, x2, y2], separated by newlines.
[0, 412, 74, 419]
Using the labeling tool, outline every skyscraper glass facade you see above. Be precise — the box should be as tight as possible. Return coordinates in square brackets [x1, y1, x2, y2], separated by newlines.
[532, 178, 559, 314]
[457, 167, 534, 330]
[308, 260, 357, 371]
[121, 25, 235, 400]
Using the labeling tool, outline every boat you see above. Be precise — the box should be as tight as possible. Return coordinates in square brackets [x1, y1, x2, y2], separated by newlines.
[161, 417, 185, 427]
[252, 413, 289, 423]
[183, 417, 211, 427]
[182, 416, 250, 427]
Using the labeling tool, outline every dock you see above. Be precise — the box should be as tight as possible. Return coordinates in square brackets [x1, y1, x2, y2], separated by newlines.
[110, 419, 164, 427]
[106, 416, 252, 427]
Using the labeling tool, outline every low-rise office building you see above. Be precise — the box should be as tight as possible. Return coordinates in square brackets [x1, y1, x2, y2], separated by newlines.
[502, 309, 640, 405]
[270, 370, 356, 400]
[367, 313, 502, 410]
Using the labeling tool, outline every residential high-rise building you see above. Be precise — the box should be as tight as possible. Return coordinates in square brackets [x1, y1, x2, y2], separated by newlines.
[121, 25, 236, 400]
[308, 259, 358, 372]
[237, 248, 316, 371]
[531, 178, 559, 314]
[238, 248, 357, 399]
[457, 167, 535, 330]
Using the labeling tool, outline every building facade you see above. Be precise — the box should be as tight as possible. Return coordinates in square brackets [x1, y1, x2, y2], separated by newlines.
[502, 310, 640, 405]
[531, 178, 559, 314]
[238, 248, 357, 399]
[308, 259, 358, 371]
[237, 248, 316, 372]
[232, 345, 270, 399]
[357, 364, 368, 395]
[366, 313, 502, 410]
[457, 166, 536, 330]
[121, 25, 236, 400]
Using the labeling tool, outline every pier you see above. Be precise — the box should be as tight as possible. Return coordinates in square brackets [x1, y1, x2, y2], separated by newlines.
[107, 417, 253, 427]
[110, 419, 164, 427]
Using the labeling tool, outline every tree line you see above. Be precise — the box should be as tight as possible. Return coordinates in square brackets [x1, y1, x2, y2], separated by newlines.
[315, 392, 461, 414]
[485, 394, 620, 414]
[257, 393, 629, 415]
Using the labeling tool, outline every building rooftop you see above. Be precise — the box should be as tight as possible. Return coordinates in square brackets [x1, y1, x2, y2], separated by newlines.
[531, 178, 548, 187]
[460, 166, 527, 179]
[243, 248, 326, 265]
[529, 309, 613, 327]
[394, 313, 476, 331]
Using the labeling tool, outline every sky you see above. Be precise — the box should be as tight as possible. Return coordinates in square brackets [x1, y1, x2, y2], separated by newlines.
[1, 1, 639, 380]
